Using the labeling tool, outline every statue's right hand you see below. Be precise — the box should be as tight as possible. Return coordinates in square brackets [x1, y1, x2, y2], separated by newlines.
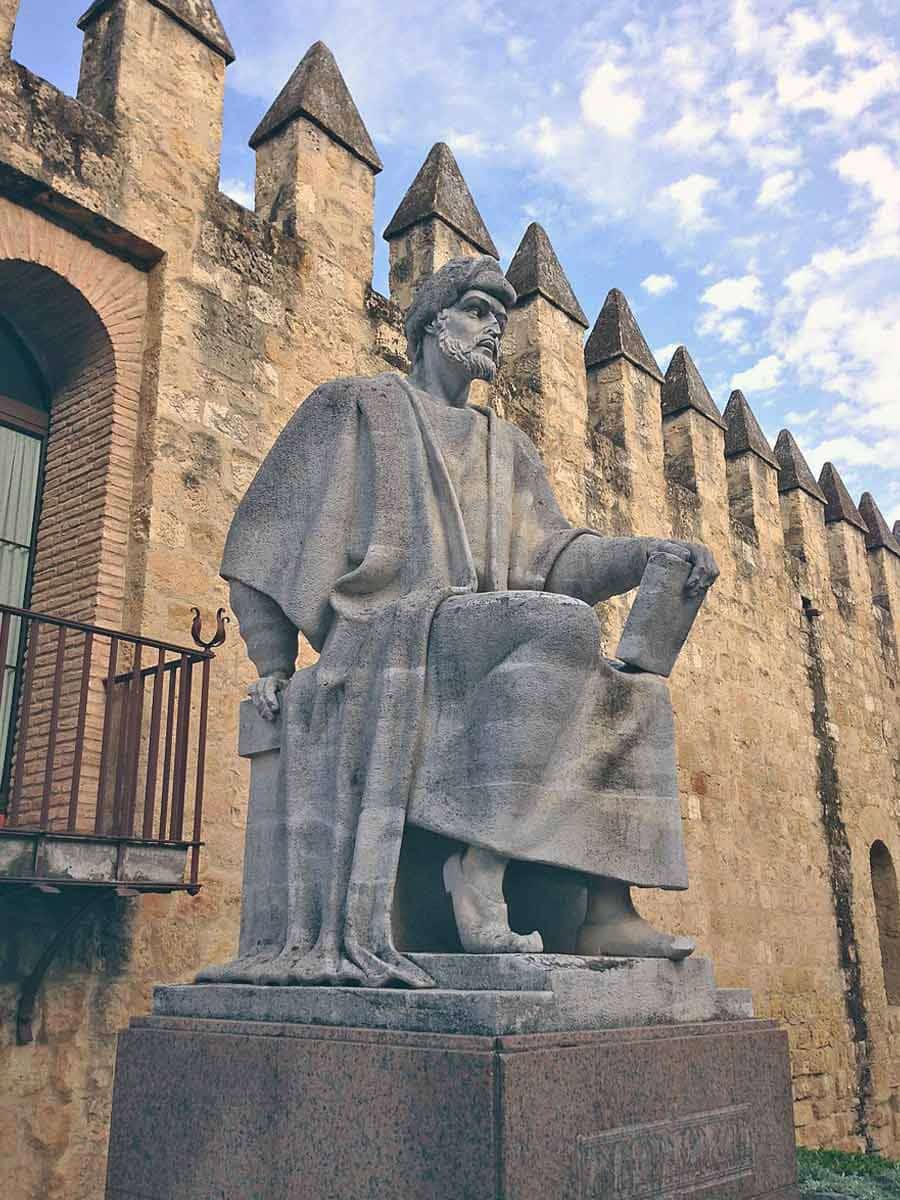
[248, 674, 288, 721]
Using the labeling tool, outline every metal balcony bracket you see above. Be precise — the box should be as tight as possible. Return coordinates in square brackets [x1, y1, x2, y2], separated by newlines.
[13, 886, 131, 1045]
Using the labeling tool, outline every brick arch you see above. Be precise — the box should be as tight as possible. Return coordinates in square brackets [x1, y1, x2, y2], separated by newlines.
[0, 197, 148, 627]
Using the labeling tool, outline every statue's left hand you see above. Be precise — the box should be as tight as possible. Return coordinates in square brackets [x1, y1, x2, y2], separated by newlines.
[649, 540, 719, 597]
[248, 673, 289, 721]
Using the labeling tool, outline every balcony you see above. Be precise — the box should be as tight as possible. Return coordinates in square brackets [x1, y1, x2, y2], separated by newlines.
[0, 603, 217, 895]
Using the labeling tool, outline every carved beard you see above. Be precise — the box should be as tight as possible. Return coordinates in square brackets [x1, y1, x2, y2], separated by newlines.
[435, 317, 499, 383]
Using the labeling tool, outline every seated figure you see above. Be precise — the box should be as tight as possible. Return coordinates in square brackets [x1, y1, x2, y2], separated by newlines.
[215, 256, 718, 989]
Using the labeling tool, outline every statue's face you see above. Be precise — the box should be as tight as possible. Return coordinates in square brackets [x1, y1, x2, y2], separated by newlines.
[433, 287, 508, 383]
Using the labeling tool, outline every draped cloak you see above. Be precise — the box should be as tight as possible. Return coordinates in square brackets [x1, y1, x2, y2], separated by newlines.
[221, 372, 686, 987]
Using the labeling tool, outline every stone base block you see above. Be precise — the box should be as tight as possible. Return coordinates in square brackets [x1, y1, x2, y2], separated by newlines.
[164, 952, 752, 1035]
[105, 1015, 799, 1199]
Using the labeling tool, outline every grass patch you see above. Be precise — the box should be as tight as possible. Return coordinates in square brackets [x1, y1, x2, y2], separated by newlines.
[797, 1148, 900, 1198]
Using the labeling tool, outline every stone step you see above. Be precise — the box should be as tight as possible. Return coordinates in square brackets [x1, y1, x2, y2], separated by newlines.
[155, 953, 753, 1036]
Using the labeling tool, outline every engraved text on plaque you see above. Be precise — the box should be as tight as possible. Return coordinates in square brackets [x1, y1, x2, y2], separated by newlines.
[578, 1104, 753, 1199]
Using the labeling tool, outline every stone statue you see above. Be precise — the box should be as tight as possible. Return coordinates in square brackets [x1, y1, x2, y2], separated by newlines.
[214, 256, 718, 989]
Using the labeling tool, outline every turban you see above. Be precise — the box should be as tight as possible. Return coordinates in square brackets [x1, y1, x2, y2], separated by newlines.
[404, 255, 517, 362]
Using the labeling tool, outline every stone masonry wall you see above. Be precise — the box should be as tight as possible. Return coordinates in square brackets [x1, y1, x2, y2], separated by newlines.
[0, 4, 899, 1197]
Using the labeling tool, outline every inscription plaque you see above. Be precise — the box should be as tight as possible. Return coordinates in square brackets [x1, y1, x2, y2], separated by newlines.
[578, 1104, 753, 1199]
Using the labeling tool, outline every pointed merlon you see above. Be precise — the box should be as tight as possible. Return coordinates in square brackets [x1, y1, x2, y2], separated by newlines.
[249, 41, 382, 171]
[772, 430, 826, 502]
[818, 463, 867, 532]
[859, 493, 900, 556]
[505, 223, 588, 328]
[383, 142, 497, 256]
[722, 389, 777, 467]
[79, 0, 235, 63]
[585, 288, 663, 381]
[660, 346, 726, 427]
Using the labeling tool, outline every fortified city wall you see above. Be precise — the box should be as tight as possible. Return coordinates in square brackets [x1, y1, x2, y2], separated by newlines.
[0, 4, 898, 1198]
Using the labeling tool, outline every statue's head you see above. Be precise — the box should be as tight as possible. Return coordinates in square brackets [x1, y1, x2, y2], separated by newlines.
[405, 255, 517, 383]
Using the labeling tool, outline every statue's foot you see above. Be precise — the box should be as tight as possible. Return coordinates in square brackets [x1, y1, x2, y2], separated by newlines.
[576, 911, 694, 960]
[344, 941, 436, 990]
[196, 949, 279, 984]
[252, 944, 367, 986]
[443, 853, 543, 954]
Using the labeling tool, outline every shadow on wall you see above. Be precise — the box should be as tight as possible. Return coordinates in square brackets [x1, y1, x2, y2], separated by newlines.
[870, 840, 900, 1007]
[0, 887, 135, 1043]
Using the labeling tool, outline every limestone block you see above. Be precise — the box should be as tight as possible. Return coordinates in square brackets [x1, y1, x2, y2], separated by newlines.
[0, 0, 17, 60]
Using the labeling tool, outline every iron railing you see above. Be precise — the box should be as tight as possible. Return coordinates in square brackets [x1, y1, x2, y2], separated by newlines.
[0, 603, 215, 889]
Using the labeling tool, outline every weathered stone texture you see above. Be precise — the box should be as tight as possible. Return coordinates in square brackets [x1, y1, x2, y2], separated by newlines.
[724, 390, 778, 469]
[0, 11, 898, 1199]
[585, 287, 663, 381]
[79, 0, 235, 64]
[0, 0, 17, 60]
[250, 40, 379, 168]
[501, 289, 588, 524]
[385, 142, 498, 311]
[254, 114, 376, 308]
[506, 222, 588, 328]
[661, 345, 726, 427]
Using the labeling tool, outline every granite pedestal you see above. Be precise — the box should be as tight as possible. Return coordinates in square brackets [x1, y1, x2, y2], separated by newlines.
[105, 1005, 798, 1200]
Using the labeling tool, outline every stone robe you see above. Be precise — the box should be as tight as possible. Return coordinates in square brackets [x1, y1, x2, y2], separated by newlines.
[222, 372, 687, 986]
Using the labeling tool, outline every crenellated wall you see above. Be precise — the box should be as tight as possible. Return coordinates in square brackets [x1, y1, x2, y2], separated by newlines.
[1, 3, 898, 1196]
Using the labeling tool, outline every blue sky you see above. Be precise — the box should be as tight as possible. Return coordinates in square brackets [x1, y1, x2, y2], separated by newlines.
[12, 0, 900, 523]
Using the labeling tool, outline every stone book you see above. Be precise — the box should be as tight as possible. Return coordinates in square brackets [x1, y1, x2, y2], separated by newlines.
[616, 550, 703, 677]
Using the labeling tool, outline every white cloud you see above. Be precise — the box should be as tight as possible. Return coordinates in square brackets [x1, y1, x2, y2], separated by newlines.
[783, 408, 820, 427]
[757, 170, 800, 208]
[746, 143, 803, 171]
[730, 1, 899, 127]
[698, 311, 747, 345]
[661, 44, 707, 93]
[731, 355, 783, 392]
[777, 60, 897, 122]
[731, 0, 759, 56]
[580, 63, 645, 138]
[836, 145, 900, 240]
[506, 36, 533, 62]
[525, 116, 584, 161]
[661, 110, 723, 154]
[662, 174, 718, 231]
[446, 131, 494, 158]
[222, 178, 254, 210]
[802, 434, 899, 476]
[653, 343, 680, 370]
[726, 80, 777, 144]
[641, 273, 677, 297]
[701, 274, 764, 313]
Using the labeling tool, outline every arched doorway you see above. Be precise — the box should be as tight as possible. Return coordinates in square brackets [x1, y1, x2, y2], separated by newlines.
[0, 317, 48, 779]
[870, 840, 900, 1005]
